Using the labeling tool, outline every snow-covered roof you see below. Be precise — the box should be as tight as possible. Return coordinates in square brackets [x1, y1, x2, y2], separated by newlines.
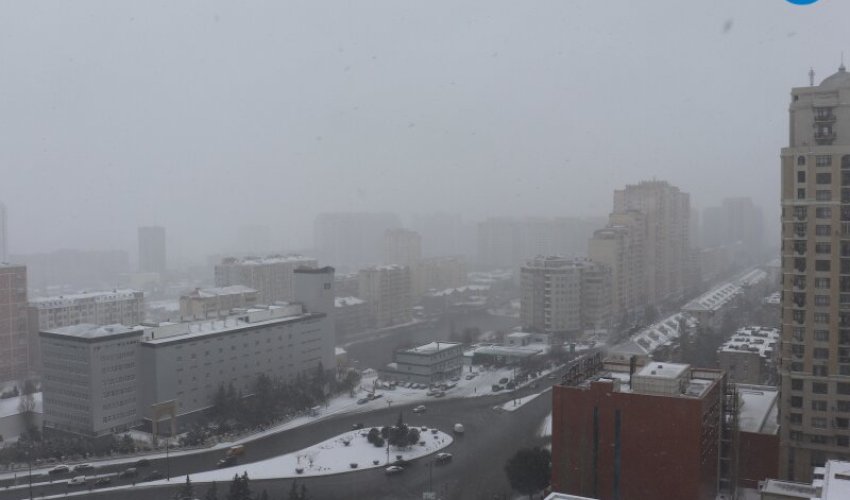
[683, 282, 741, 312]
[184, 285, 257, 298]
[43, 323, 143, 340]
[611, 312, 695, 355]
[219, 255, 316, 266]
[636, 362, 689, 380]
[335, 296, 365, 307]
[737, 384, 779, 435]
[402, 341, 462, 355]
[821, 460, 850, 500]
[469, 345, 544, 358]
[719, 326, 779, 359]
[30, 289, 143, 307]
[764, 291, 780, 305]
[428, 285, 490, 297]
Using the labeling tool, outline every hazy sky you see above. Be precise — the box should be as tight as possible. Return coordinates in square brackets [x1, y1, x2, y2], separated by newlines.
[1, 0, 848, 263]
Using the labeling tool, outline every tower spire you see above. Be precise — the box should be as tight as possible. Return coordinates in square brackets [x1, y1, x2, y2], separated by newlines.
[809, 67, 815, 86]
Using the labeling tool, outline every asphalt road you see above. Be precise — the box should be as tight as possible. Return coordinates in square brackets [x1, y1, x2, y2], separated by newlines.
[0, 369, 561, 500]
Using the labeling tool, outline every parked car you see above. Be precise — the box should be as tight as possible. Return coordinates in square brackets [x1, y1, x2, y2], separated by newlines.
[119, 467, 138, 478]
[449, 376, 460, 382]
[435, 452, 453, 464]
[434, 391, 446, 398]
[72, 463, 94, 473]
[352, 422, 365, 430]
[68, 476, 87, 486]
[357, 397, 369, 405]
[226, 445, 246, 457]
[412, 405, 426, 413]
[453, 423, 465, 434]
[385, 465, 405, 475]
[499, 377, 509, 384]
[465, 374, 476, 380]
[48, 465, 70, 475]
[491, 384, 503, 392]
[94, 477, 112, 487]
[216, 456, 237, 468]
[134, 458, 150, 467]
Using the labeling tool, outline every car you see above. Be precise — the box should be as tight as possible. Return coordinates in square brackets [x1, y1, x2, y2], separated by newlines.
[385, 465, 405, 475]
[453, 423, 465, 434]
[450, 376, 460, 382]
[119, 467, 138, 478]
[356, 397, 369, 405]
[94, 477, 112, 487]
[412, 405, 426, 413]
[491, 384, 503, 392]
[68, 476, 87, 486]
[434, 391, 445, 398]
[499, 377, 509, 384]
[465, 374, 476, 380]
[72, 463, 94, 473]
[143, 471, 164, 481]
[226, 445, 246, 457]
[352, 422, 365, 430]
[371, 393, 383, 400]
[48, 465, 70, 475]
[391, 458, 412, 467]
[134, 458, 150, 467]
[435, 452, 453, 464]
[547, 374, 556, 380]
[216, 456, 237, 468]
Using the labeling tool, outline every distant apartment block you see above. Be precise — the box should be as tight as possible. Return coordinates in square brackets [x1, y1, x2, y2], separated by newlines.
[718, 326, 780, 385]
[179, 285, 259, 319]
[588, 210, 646, 323]
[379, 341, 463, 384]
[358, 265, 412, 328]
[138, 226, 167, 274]
[0, 264, 29, 382]
[520, 256, 611, 334]
[214, 255, 317, 304]
[40, 324, 143, 436]
[29, 289, 145, 331]
[314, 212, 400, 270]
[412, 256, 468, 297]
[383, 228, 422, 267]
[0, 201, 7, 263]
[334, 296, 367, 339]
[612, 180, 691, 305]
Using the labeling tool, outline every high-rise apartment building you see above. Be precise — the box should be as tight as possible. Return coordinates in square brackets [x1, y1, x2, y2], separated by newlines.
[314, 212, 401, 270]
[779, 64, 850, 481]
[214, 255, 317, 304]
[0, 264, 29, 382]
[358, 265, 412, 329]
[138, 226, 167, 274]
[588, 210, 647, 323]
[383, 228, 422, 267]
[520, 256, 612, 334]
[0, 202, 7, 263]
[613, 180, 690, 305]
[702, 197, 766, 254]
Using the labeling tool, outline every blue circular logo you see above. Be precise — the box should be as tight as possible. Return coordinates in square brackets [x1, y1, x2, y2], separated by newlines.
[786, 0, 819, 4]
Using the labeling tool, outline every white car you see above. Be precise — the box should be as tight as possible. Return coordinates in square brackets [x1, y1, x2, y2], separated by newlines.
[72, 463, 94, 472]
[453, 423, 465, 434]
[385, 465, 405, 475]
[68, 476, 87, 486]
[412, 405, 426, 413]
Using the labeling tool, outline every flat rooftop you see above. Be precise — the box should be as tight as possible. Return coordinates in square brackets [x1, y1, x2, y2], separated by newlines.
[30, 289, 142, 306]
[636, 362, 690, 379]
[822, 460, 850, 500]
[737, 384, 779, 434]
[335, 296, 365, 307]
[402, 341, 461, 355]
[183, 285, 257, 298]
[720, 326, 779, 359]
[219, 255, 315, 265]
[759, 479, 819, 498]
[42, 323, 142, 340]
[469, 344, 544, 358]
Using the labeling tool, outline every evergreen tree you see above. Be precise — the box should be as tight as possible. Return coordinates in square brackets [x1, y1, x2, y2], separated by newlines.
[226, 472, 252, 500]
[204, 481, 218, 500]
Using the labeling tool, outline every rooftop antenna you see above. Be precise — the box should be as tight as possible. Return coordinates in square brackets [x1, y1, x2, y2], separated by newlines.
[841, 52, 846, 72]
[809, 67, 815, 87]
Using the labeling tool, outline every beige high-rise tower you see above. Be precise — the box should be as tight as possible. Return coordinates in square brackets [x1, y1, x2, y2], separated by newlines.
[779, 64, 850, 481]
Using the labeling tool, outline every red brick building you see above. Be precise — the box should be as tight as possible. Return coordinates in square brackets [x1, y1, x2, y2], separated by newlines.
[551, 362, 725, 500]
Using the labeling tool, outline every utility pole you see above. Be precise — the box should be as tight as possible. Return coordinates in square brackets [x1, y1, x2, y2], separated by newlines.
[27, 450, 33, 500]
[165, 435, 171, 481]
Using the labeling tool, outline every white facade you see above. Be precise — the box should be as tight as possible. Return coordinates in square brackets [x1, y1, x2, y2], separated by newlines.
[214, 255, 317, 304]
[380, 341, 463, 384]
[29, 289, 145, 331]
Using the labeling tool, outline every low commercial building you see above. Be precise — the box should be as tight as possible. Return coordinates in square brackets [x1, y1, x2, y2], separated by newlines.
[178, 285, 258, 319]
[379, 341, 462, 384]
[759, 459, 850, 499]
[718, 326, 780, 385]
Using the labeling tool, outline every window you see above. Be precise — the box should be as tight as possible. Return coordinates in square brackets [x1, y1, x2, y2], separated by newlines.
[812, 400, 828, 411]
[816, 207, 832, 219]
[815, 295, 831, 307]
[810, 435, 829, 444]
[814, 365, 829, 376]
[813, 382, 828, 394]
[791, 396, 803, 408]
[817, 190, 832, 201]
[816, 155, 833, 167]
[815, 278, 831, 288]
[816, 242, 831, 253]
[798, 155, 806, 166]
[812, 417, 828, 429]
[815, 330, 830, 342]
[838, 383, 850, 395]
[817, 173, 833, 184]
[814, 312, 830, 324]
[816, 225, 831, 236]
[816, 260, 831, 272]
[814, 348, 830, 360]
[792, 379, 804, 391]
[790, 413, 803, 425]
[798, 188, 806, 200]
[798, 171, 807, 183]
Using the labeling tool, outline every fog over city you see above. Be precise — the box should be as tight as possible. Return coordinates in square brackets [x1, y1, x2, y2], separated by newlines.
[0, 0, 846, 263]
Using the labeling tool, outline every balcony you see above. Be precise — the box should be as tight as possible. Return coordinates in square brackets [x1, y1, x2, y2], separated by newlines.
[815, 113, 837, 124]
[816, 132, 838, 145]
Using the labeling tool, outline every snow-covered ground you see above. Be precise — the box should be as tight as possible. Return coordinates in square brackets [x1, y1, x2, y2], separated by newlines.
[498, 387, 550, 412]
[0, 392, 42, 419]
[30, 429, 454, 499]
